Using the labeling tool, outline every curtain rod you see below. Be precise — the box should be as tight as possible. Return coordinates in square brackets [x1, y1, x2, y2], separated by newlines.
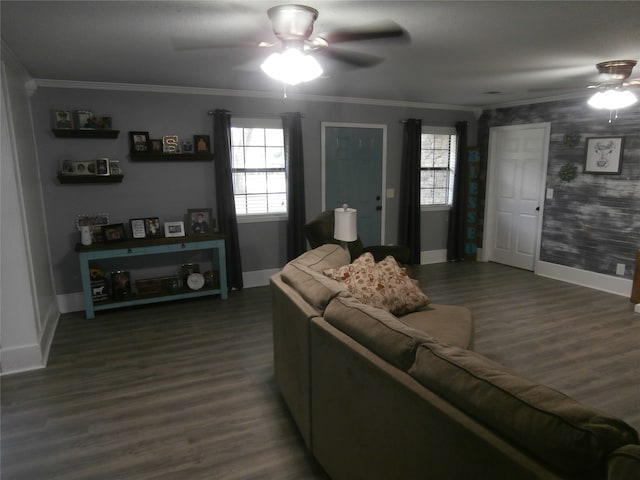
[208, 110, 304, 118]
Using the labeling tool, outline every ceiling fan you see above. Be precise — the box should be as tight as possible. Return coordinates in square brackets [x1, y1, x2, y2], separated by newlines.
[260, 4, 408, 69]
[588, 60, 639, 89]
[586, 60, 638, 111]
[175, 4, 409, 85]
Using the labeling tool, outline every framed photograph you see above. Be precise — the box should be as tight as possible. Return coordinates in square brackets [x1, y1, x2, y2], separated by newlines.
[91, 116, 112, 129]
[109, 160, 122, 175]
[73, 160, 96, 175]
[149, 139, 163, 153]
[186, 208, 214, 235]
[95, 158, 110, 176]
[53, 110, 73, 129]
[60, 159, 75, 175]
[164, 221, 185, 238]
[129, 131, 150, 153]
[182, 140, 193, 153]
[194, 135, 211, 153]
[73, 110, 94, 129]
[76, 212, 110, 243]
[144, 217, 162, 237]
[584, 136, 624, 174]
[129, 218, 146, 239]
[102, 223, 127, 243]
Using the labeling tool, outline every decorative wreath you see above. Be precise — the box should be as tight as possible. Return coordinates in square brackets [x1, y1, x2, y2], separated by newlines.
[559, 163, 578, 182]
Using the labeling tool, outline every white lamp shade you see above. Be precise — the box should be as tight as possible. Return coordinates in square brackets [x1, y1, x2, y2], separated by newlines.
[588, 89, 638, 110]
[260, 48, 323, 86]
[334, 206, 358, 242]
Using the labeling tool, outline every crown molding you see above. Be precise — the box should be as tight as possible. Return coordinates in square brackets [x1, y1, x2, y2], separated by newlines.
[481, 91, 590, 110]
[33, 78, 481, 115]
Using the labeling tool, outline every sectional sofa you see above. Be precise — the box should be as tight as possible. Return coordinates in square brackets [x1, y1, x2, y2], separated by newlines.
[270, 244, 640, 480]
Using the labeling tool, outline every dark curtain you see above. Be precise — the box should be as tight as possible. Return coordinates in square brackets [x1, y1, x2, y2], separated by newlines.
[398, 119, 422, 264]
[447, 121, 469, 262]
[281, 112, 307, 260]
[212, 109, 243, 290]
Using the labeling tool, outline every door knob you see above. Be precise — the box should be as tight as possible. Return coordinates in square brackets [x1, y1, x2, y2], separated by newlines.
[376, 205, 382, 211]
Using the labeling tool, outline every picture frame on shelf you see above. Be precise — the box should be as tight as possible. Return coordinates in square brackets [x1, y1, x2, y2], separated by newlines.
[53, 110, 73, 129]
[162, 135, 179, 154]
[76, 213, 110, 243]
[182, 140, 193, 153]
[102, 223, 127, 243]
[129, 131, 150, 153]
[129, 218, 146, 239]
[109, 160, 122, 175]
[60, 159, 75, 175]
[90, 116, 112, 129]
[73, 160, 96, 175]
[73, 110, 94, 129]
[584, 136, 624, 174]
[186, 208, 214, 235]
[144, 217, 162, 237]
[164, 221, 185, 238]
[194, 135, 211, 153]
[149, 139, 163, 153]
[95, 158, 110, 176]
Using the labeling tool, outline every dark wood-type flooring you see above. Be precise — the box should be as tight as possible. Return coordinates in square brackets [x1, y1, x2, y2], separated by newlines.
[2, 261, 639, 479]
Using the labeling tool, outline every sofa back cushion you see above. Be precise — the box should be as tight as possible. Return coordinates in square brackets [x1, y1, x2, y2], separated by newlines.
[324, 296, 433, 371]
[280, 244, 350, 313]
[408, 340, 639, 479]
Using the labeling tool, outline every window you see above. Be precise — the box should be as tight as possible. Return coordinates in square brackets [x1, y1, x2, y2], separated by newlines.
[420, 127, 457, 208]
[231, 119, 286, 218]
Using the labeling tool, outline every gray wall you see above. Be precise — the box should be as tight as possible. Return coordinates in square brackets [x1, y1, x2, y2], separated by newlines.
[479, 98, 640, 279]
[31, 86, 477, 295]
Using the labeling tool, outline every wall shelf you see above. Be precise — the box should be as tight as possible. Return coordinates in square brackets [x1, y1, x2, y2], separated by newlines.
[58, 174, 123, 184]
[52, 129, 120, 139]
[129, 152, 214, 162]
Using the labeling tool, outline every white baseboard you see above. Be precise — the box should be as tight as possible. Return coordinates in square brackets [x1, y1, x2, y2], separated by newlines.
[57, 292, 84, 314]
[243, 268, 280, 288]
[0, 343, 44, 375]
[536, 260, 633, 298]
[420, 249, 447, 265]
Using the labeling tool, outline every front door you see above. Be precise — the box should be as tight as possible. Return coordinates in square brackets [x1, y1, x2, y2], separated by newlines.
[322, 123, 386, 246]
[483, 123, 550, 271]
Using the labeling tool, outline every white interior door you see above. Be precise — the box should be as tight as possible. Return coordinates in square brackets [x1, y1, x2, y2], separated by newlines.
[483, 123, 550, 271]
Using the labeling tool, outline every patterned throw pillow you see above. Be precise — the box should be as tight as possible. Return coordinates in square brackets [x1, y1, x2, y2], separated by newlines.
[324, 253, 430, 315]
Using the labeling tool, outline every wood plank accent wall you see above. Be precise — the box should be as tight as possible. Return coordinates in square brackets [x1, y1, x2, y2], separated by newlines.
[478, 99, 640, 279]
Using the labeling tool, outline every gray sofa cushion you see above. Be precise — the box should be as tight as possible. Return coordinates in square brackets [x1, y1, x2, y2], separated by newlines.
[324, 296, 433, 371]
[401, 304, 474, 349]
[288, 243, 349, 272]
[408, 340, 639, 479]
[280, 244, 350, 313]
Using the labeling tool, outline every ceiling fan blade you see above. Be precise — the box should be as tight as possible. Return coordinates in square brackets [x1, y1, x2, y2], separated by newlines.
[315, 20, 409, 45]
[314, 46, 385, 69]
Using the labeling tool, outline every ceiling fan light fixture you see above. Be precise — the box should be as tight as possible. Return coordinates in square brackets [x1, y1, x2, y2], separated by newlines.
[260, 47, 323, 86]
[587, 88, 638, 110]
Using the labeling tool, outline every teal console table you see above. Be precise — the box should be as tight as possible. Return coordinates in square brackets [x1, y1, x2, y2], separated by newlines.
[76, 235, 227, 319]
